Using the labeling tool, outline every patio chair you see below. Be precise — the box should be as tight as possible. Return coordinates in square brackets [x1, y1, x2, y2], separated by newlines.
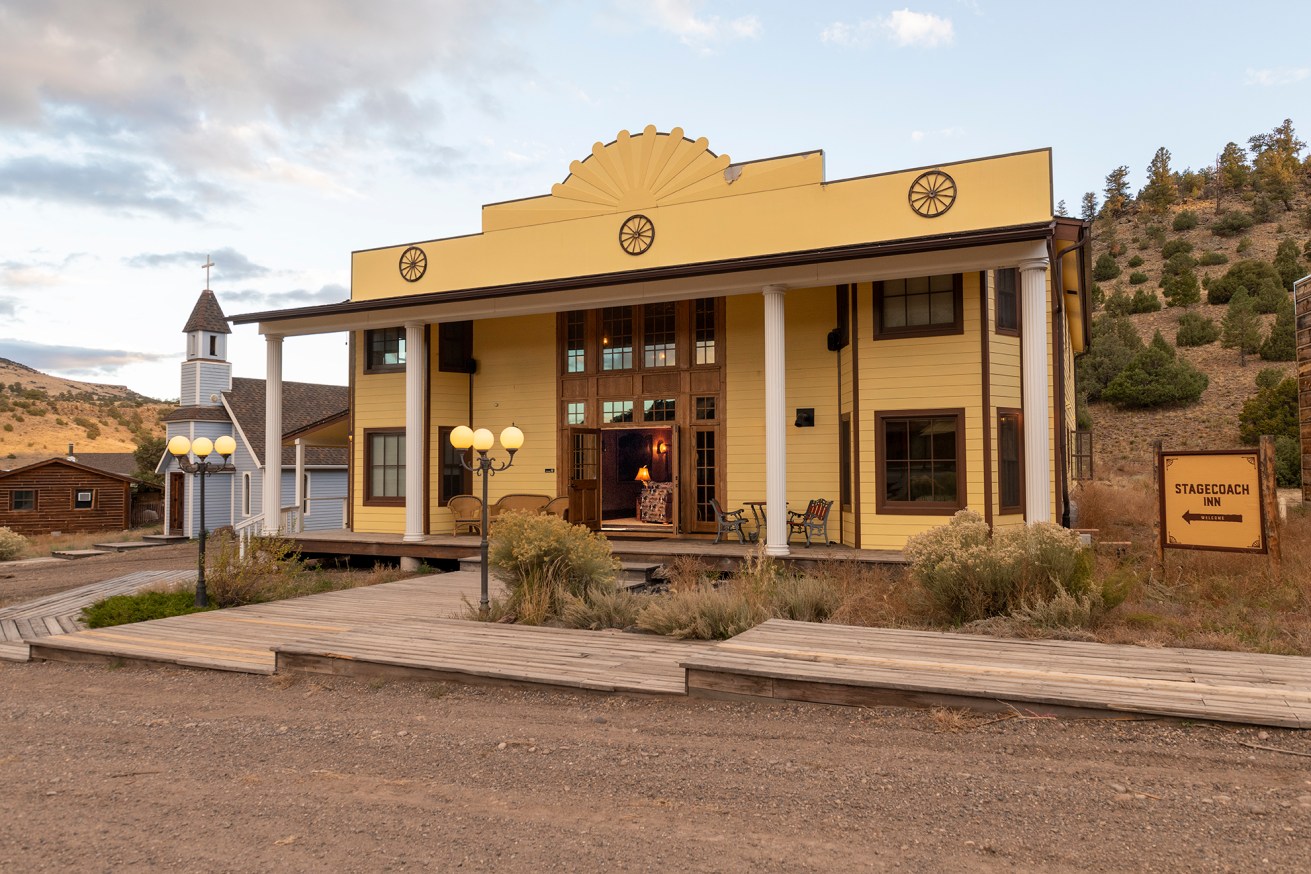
[448, 494, 483, 536]
[544, 496, 570, 520]
[786, 498, 833, 547]
[710, 497, 748, 544]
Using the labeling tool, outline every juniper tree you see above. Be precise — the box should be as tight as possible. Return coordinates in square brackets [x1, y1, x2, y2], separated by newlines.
[1140, 147, 1178, 214]
[1249, 118, 1305, 210]
[1220, 289, 1262, 365]
[1259, 297, 1296, 361]
[1274, 237, 1302, 290]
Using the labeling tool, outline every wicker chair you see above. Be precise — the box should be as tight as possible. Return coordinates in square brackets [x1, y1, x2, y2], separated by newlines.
[545, 496, 570, 520]
[447, 494, 483, 536]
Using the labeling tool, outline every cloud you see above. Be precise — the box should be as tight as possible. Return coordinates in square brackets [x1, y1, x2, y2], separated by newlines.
[0, 338, 172, 376]
[0, 297, 15, 317]
[125, 247, 270, 281]
[631, 0, 762, 49]
[910, 127, 965, 142]
[0, 254, 84, 289]
[1245, 67, 1310, 87]
[0, 154, 211, 218]
[821, 9, 954, 48]
[220, 284, 350, 309]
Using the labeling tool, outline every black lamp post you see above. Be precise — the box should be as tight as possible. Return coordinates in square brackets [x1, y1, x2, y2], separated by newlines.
[168, 434, 236, 608]
[449, 424, 524, 614]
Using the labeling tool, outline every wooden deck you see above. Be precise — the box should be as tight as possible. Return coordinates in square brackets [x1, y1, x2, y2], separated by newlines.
[681, 619, 1311, 729]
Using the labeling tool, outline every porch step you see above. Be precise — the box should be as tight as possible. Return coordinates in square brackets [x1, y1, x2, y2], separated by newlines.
[141, 534, 189, 544]
[51, 549, 112, 560]
[457, 556, 661, 589]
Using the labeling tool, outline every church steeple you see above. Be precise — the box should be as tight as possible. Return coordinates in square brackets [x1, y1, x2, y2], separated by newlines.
[180, 289, 232, 405]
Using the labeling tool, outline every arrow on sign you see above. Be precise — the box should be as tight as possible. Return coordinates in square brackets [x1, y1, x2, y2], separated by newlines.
[1182, 511, 1243, 524]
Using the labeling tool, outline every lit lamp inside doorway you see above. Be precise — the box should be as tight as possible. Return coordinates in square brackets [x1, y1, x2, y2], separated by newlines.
[635, 465, 652, 488]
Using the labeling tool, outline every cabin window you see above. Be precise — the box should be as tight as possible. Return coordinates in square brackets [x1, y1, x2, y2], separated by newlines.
[998, 409, 1023, 513]
[438, 321, 475, 373]
[601, 306, 633, 371]
[364, 430, 405, 504]
[995, 268, 1019, 334]
[73, 489, 95, 510]
[876, 410, 965, 514]
[242, 473, 252, 516]
[694, 298, 717, 364]
[11, 489, 36, 511]
[565, 312, 586, 373]
[437, 426, 473, 503]
[643, 302, 676, 367]
[364, 328, 406, 373]
[874, 273, 963, 339]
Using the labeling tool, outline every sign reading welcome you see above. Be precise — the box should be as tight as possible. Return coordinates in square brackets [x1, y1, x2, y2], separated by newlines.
[1159, 450, 1266, 553]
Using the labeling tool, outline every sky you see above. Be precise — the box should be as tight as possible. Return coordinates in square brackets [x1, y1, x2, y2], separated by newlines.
[1, 0, 1308, 400]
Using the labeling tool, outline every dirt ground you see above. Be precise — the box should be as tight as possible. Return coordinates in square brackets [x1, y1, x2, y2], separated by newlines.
[0, 543, 196, 606]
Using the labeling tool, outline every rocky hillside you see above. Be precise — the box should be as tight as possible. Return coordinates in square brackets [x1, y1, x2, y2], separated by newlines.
[0, 358, 171, 471]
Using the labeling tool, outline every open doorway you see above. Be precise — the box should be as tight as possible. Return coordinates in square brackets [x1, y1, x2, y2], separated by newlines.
[600, 426, 675, 532]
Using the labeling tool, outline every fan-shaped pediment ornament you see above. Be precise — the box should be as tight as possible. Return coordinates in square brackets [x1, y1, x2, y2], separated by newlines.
[551, 125, 732, 212]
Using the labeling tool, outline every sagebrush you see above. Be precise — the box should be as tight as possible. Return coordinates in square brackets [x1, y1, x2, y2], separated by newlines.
[484, 510, 620, 624]
[0, 526, 28, 561]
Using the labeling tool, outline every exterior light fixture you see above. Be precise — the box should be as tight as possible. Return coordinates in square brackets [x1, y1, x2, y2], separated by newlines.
[169, 434, 236, 607]
[450, 424, 524, 614]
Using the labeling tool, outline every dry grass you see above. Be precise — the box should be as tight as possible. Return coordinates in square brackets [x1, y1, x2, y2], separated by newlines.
[17, 525, 164, 558]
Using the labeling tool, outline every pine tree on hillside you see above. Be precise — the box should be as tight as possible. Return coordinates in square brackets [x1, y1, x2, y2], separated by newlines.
[1102, 166, 1131, 219]
[1102, 330, 1208, 408]
[1161, 267, 1201, 307]
[1140, 147, 1178, 214]
[1259, 297, 1296, 361]
[1081, 191, 1098, 223]
[1274, 237, 1303, 290]
[1249, 118, 1305, 210]
[1213, 142, 1250, 211]
[1056, 199, 1068, 217]
[1220, 289, 1262, 365]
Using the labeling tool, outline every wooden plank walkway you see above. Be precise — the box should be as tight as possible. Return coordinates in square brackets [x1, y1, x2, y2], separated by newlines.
[0, 570, 195, 662]
[681, 620, 1311, 729]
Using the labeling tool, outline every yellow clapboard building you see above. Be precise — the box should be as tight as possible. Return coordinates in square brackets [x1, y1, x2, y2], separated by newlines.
[232, 126, 1091, 554]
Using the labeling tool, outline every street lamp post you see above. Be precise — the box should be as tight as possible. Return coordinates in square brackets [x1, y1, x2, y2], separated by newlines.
[168, 434, 236, 608]
[449, 424, 524, 614]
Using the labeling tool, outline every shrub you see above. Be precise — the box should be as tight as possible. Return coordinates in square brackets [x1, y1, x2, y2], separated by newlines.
[1102, 287, 1133, 316]
[1143, 224, 1167, 247]
[1221, 289, 1263, 360]
[1160, 252, 1198, 279]
[83, 589, 212, 628]
[1256, 367, 1284, 391]
[1198, 251, 1229, 266]
[1236, 236, 1253, 255]
[1126, 254, 1144, 268]
[1207, 259, 1283, 305]
[1259, 298, 1296, 361]
[1161, 269, 1200, 307]
[560, 587, 642, 630]
[1211, 210, 1255, 237]
[1128, 271, 1149, 285]
[1172, 210, 1199, 231]
[1274, 237, 1302, 290]
[1251, 194, 1276, 223]
[204, 532, 309, 607]
[1129, 288, 1161, 313]
[486, 510, 619, 624]
[1161, 238, 1194, 259]
[1102, 330, 1208, 408]
[1238, 376, 1298, 444]
[1175, 311, 1219, 346]
[1092, 253, 1121, 281]
[1090, 282, 1105, 310]
[1274, 436, 1302, 488]
[635, 585, 768, 640]
[0, 526, 29, 561]
[904, 511, 1094, 624]
[1077, 314, 1143, 401]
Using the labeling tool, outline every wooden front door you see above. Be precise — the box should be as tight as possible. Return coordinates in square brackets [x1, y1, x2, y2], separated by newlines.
[168, 472, 185, 535]
[568, 427, 601, 531]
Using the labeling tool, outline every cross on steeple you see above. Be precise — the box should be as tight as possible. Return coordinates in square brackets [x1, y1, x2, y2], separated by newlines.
[202, 255, 215, 289]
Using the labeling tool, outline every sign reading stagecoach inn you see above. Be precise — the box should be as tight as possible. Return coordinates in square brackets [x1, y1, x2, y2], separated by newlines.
[230, 126, 1092, 555]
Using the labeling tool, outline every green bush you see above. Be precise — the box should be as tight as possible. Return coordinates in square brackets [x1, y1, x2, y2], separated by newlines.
[1275, 436, 1303, 488]
[1239, 375, 1298, 445]
[1259, 298, 1296, 361]
[1077, 314, 1143, 400]
[1144, 224, 1167, 247]
[1160, 252, 1198, 279]
[1221, 289, 1263, 359]
[1092, 253, 1121, 281]
[560, 587, 643, 630]
[1129, 288, 1161, 313]
[487, 510, 620, 624]
[1102, 330, 1208, 408]
[1090, 282, 1105, 310]
[904, 511, 1095, 624]
[204, 532, 309, 607]
[0, 526, 29, 561]
[1103, 287, 1133, 316]
[1256, 367, 1284, 391]
[83, 589, 213, 628]
[1161, 238, 1194, 259]
[1198, 251, 1229, 266]
[1126, 254, 1144, 268]
[1251, 194, 1276, 223]
[1274, 237, 1303, 290]
[1211, 210, 1255, 237]
[1172, 210, 1199, 231]
[1161, 269, 1201, 307]
[1175, 311, 1219, 346]
[1207, 259, 1284, 305]
[635, 586, 767, 639]
[1128, 271, 1149, 285]
[1236, 236, 1253, 255]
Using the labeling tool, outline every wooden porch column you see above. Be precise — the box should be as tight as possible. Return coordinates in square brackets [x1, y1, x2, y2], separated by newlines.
[403, 321, 427, 542]
[1019, 257, 1052, 524]
[262, 334, 283, 535]
[763, 284, 789, 556]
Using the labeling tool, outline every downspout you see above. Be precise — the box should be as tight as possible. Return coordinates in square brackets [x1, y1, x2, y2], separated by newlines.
[1052, 228, 1092, 529]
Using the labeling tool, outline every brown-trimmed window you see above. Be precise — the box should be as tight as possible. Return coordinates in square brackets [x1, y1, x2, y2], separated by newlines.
[73, 489, 95, 510]
[438, 322, 474, 373]
[11, 489, 36, 511]
[436, 426, 472, 503]
[565, 311, 586, 373]
[364, 430, 405, 504]
[566, 402, 585, 425]
[998, 409, 1023, 513]
[643, 302, 676, 367]
[995, 268, 1019, 334]
[876, 410, 965, 514]
[601, 306, 633, 371]
[364, 328, 406, 373]
[874, 274, 963, 339]
[694, 298, 717, 365]
[644, 398, 675, 422]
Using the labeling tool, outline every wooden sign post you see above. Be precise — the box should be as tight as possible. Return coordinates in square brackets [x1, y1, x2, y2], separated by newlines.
[1158, 447, 1271, 555]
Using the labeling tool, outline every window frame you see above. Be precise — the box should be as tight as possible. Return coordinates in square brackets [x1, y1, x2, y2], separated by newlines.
[873, 273, 964, 340]
[363, 328, 406, 374]
[436, 425, 474, 504]
[875, 408, 966, 515]
[11, 489, 36, 512]
[994, 268, 1020, 336]
[363, 428, 406, 506]
[73, 488, 95, 510]
[839, 413, 853, 509]
[997, 408, 1024, 514]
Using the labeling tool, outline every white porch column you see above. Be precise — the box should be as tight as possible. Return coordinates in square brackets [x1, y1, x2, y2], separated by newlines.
[294, 438, 305, 533]
[403, 321, 427, 542]
[262, 334, 284, 534]
[1019, 258, 1052, 524]
[763, 284, 789, 556]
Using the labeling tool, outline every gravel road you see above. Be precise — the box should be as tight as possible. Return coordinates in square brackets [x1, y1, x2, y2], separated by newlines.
[0, 544, 196, 606]
[2, 660, 1309, 872]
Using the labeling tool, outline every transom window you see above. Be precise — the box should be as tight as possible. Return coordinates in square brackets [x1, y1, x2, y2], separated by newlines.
[365, 328, 406, 373]
[874, 273, 963, 339]
[643, 302, 676, 367]
[365, 430, 405, 504]
[694, 298, 717, 364]
[601, 307, 633, 371]
[601, 400, 634, 423]
[694, 396, 716, 421]
[644, 398, 676, 422]
[876, 410, 965, 514]
[565, 312, 586, 373]
[995, 268, 1019, 334]
[11, 489, 35, 511]
[566, 402, 585, 425]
